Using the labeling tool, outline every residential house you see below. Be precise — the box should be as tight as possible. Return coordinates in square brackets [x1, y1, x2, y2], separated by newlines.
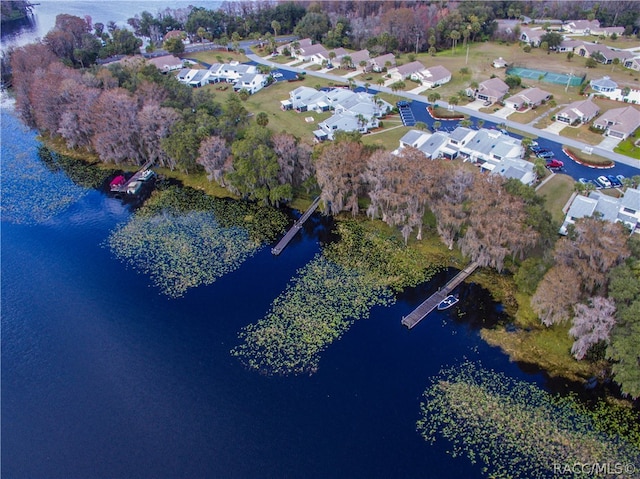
[388, 61, 426, 82]
[564, 19, 600, 35]
[394, 127, 532, 183]
[368, 53, 396, 72]
[277, 38, 312, 56]
[592, 26, 625, 37]
[624, 57, 640, 71]
[345, 49, 370, 69]
[593, 105, 640, 139]
[177, 68, 209, 87]
[147, 55, 183, 73]
[314, 114, 364, 141]
[576, 42, 633, 64]
[556, 99, 600, 125]
[287, 87, 392, 140]
[471, 78, 510, 103]
[208, 62, 257, 83]
[459, 128, 524, 170]
[555, 39, 583, 53]
[504, 87, 551, 109]
[492, 157, 536, 185]
[297, 43, 330, 64]
[233, 73, 267, 94]
[590, 76, 618, 93]
[413, 65, 452, 88]
[520, 27, 545, 47]
[560, 188, 640, 234]
[619, 188, 640, 232]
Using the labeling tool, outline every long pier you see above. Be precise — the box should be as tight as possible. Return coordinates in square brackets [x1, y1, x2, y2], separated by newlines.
[112, 159, 155, 193]
[272, 196, 322, 255]
[401, 261, 479, 329]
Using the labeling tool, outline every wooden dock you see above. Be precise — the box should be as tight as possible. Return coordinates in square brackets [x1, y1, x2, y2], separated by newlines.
[272, 196, 322, 255]
[401, 261, 479, 329]
[112, 159, 155, 194]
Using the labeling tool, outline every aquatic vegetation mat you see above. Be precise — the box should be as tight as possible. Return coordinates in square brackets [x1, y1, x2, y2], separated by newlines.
[108, 187, 287, 298]
[232, 255, 394, 375]
[1, 140, 86, 224]
[417, 362, 640, 479]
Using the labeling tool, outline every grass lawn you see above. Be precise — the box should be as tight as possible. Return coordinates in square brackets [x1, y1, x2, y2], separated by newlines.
[535, 173, 576, 223]
[508, 102, 554, 124]
[564, 146, 614, 167]
[204, 80, 336, 143]
[184, 50, 249, 65]
[560, 124, 606, 145]
[614, 129, 640, 160]
[361, 125, 410, 150]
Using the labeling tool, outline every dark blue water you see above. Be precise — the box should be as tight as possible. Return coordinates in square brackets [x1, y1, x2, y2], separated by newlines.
[1, 98, 550, 478]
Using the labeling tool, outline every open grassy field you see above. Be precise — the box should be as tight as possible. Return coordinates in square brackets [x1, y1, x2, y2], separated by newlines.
[535, 173, 576, 223]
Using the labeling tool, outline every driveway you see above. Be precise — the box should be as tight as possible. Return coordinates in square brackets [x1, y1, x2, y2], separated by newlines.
[407, 84, 432, 95]
[543, 122, 568, 134]
[465, 100, 486, 111]
[493, 107, 514, 119]
[598, 135, 622, 151]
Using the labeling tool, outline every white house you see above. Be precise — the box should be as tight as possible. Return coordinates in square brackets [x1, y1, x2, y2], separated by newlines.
[284, 87, 392, 140]
[624, 57, 640, 71]
[208, 62, 258, 83]
[147, 55, 183, 73]
[368, 53, 396, 72]
[593, 105, 640, 139]
[520, 27, 545, 47]
[277, 38, 313, 56]
[413, 65, 451, 88]
[459, 128, 524, 169]
[177, 68, 210, 87]
[504, 87, 552, 110]
[564, 19, 601, 35]
[590, 76, 618, 93]
[492, 157, 536, 185]
[560, 188, 640, 234]
[388, 61, 426, 81]
[471, 78, 510, 103]
[556, 99, 600, 125]
[233, 73, 267, 94]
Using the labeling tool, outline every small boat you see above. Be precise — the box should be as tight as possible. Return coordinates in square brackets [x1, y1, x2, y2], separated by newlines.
[437, 294, 459, 311]
[126, 180, 142, 195]
[138, 169, 155, 181]
[109, 175, 126, 191]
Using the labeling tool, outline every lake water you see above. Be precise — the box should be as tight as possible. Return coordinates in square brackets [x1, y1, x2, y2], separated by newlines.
[0, 2, 592, 477]
[0, 93, 552, 478]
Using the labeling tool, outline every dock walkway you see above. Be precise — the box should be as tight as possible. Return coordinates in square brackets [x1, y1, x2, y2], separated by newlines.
[401, 261, 479, 329]
[112, 159, 155, 194]
[272, 196, 321, 255]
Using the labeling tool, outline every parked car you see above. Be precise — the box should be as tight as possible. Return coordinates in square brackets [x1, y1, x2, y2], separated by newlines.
[616, 174, 626, 184]
[596, 176, 612, 188]
[272, 72, 283, 78]
[607, 175, 622, 187]
[537, 151, 554, 159]
[396, 100, 410, 108]
[483, 100, 492, 106]
[578, 178, 590, 185]
[546, 159, 564, 169]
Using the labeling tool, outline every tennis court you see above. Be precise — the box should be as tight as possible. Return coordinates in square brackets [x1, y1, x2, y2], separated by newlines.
[506, 67, 585, 87]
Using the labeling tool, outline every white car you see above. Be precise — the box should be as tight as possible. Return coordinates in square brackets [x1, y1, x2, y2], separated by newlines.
[597, 176, 612, 188]
[272, 73, 283, 78]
